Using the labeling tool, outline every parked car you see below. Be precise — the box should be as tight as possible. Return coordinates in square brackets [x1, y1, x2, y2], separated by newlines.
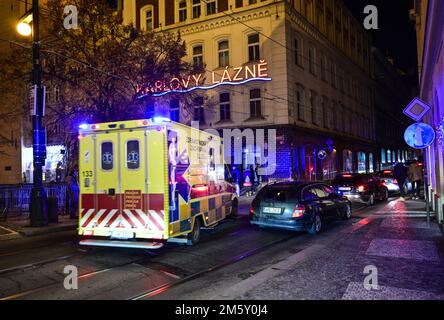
[249, 182, 352, 235]
[331, 173, 389, 205]
[377, 170, 412, 195]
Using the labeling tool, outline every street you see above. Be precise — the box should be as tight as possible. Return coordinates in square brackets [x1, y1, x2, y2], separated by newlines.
[0, 196, 442, 300]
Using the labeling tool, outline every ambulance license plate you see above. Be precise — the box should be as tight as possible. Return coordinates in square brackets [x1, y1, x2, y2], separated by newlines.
[111, 231, 133, 240]
[263, 207, 282, 214]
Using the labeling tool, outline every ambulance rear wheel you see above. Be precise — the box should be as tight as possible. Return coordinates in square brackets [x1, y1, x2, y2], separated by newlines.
[188, 218, 201, 245]
[229, 198, 238, 218]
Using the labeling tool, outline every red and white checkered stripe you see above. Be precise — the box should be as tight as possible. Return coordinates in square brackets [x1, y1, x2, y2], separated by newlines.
[80, 209, 165, 231]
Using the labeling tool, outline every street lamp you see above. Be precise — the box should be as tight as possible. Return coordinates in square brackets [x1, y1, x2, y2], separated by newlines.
[17, 22, 32, 36]
[17, 0, 48, 227]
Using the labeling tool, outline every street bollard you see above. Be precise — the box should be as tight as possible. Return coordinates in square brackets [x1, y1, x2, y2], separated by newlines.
[47, 196, 59, 223]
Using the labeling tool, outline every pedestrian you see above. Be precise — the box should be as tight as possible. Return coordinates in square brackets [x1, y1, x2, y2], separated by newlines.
[408, 162, 423, 200]
[393, 162, 408, 199]
[66, 169, 80, 219]
[249, 165, 256, 194]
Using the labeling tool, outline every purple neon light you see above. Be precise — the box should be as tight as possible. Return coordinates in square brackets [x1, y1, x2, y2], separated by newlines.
[137, 77, 272, 98]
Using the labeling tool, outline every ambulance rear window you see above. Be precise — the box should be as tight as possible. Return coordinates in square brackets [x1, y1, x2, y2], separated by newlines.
[127, 140, 140, 170]
[101, 142, 113, 170]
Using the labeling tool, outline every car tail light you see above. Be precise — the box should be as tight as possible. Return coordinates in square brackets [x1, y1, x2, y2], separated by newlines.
[393, 179, 398, 184]
[292, 205, 305, 218]
[358, 185, 365, 192]
[249, 207, 255, 219]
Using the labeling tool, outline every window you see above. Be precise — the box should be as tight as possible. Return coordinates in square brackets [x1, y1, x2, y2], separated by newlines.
[127, 140, 140, 170]
[206, 0, 216, 15]
[249, 89, 262, 118]
[236, 0, 243, 8]
[193, 97, 205, 123]
[294, 37, 303, 67]
[145, 8, 153, 31]
[248, 33, 260, 62]
[322, 96, 329, 128]
[193, 45, 203, 67]
[192, 0, 201, 19]
[218, 40, 229, 67]
[101, 142, 114, 171]
[295, 85, 305, 121]
[310, 90, 317, 125]
[308, 45, 316, 75]
[249, 0, 257, 4]
[331, 62, 337, 88]
[170, 99, 180, 122]
[220, 93, 231, 121]
[179, 0, 187, 22]
[320, 54, 327, 81]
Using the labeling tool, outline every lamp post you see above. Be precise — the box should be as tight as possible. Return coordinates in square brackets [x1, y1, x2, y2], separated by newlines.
[18, 0, 48, 227]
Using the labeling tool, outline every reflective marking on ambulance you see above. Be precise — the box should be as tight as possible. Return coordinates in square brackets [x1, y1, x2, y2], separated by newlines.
[80, 208, 165, 231]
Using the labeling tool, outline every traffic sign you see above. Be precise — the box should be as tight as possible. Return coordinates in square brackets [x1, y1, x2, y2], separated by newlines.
[403, 97, 431, 122]
[404, 122, 435, 149]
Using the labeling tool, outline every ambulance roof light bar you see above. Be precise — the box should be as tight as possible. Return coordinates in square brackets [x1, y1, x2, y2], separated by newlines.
[152, 116, 171, 124]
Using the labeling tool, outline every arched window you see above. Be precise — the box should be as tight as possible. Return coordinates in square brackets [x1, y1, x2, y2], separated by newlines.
[141, 6, 154, 31]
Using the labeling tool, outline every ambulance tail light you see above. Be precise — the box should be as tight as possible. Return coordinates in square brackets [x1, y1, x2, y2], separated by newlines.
[292, 205, 306, 218]
[83, 230, 94, 236]
[357, 185, 366, 192]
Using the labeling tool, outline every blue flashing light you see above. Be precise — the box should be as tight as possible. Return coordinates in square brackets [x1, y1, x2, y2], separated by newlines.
[79, 124, 89, 130]
[152, 116, 171, 124]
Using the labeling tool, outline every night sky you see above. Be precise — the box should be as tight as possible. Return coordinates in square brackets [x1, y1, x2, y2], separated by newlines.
[343, 0, 418, 88]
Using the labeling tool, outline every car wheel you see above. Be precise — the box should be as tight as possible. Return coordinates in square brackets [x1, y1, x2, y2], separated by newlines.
[229, 198, 238, 218]
[381, 188, 389, 202]
[343, 204, 352, 220]
[367, 193, 375, 206]
[308, 213, 322, 235]
[188, 217, 201, 245]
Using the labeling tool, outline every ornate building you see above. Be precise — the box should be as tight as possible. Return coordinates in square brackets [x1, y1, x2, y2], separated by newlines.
[123, 0, 377, 183]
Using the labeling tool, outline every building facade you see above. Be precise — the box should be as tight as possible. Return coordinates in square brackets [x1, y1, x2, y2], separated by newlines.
[123, 0, 377, 184]
[372, 47, 415, 172]
[411, 0, 444, 223]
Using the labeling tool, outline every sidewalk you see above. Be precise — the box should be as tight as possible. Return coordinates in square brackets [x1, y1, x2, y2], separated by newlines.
[223, 199, 444, 300]
[0, 214, 78, 239]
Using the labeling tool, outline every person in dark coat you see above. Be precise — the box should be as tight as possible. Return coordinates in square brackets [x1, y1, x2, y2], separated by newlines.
[393, 162, 408, 197]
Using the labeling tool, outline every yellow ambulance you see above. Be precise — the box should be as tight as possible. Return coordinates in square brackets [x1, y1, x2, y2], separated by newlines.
[77, 118, 238, 249]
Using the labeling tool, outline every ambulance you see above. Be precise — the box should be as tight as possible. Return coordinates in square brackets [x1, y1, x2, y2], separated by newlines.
[77, 118, 238, 249]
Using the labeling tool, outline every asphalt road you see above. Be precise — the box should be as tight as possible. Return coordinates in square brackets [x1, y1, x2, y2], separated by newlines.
[0, 198, 390, 300]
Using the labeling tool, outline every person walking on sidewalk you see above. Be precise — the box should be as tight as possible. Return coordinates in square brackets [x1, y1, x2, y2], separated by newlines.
[393, 162, 408, 199]
[408, 162, 423, 200]
[66, 169, 79, 219]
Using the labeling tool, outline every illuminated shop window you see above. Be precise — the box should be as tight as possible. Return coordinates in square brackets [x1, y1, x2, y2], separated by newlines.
[381, 149, 386, 164]
[343, 150, 353, 173]
[369, 153, 374, 172]
[357, 152, 366, 173]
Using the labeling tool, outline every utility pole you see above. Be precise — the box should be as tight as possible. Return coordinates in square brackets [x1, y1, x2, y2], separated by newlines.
[29, 0, 48, 227]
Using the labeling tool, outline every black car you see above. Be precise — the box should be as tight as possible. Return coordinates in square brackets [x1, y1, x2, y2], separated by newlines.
[331, 173, 389, 205]
[250, 182, 352, 235]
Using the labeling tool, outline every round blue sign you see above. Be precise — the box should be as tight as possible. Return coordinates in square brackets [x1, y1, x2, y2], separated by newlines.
[404, 123, 435, 149]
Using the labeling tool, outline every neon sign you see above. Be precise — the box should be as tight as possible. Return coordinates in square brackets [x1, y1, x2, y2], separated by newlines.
[136, 60, 271, 97]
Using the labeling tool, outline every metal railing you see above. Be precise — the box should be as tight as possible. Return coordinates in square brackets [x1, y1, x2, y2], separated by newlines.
[0, 183, 67, 218]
